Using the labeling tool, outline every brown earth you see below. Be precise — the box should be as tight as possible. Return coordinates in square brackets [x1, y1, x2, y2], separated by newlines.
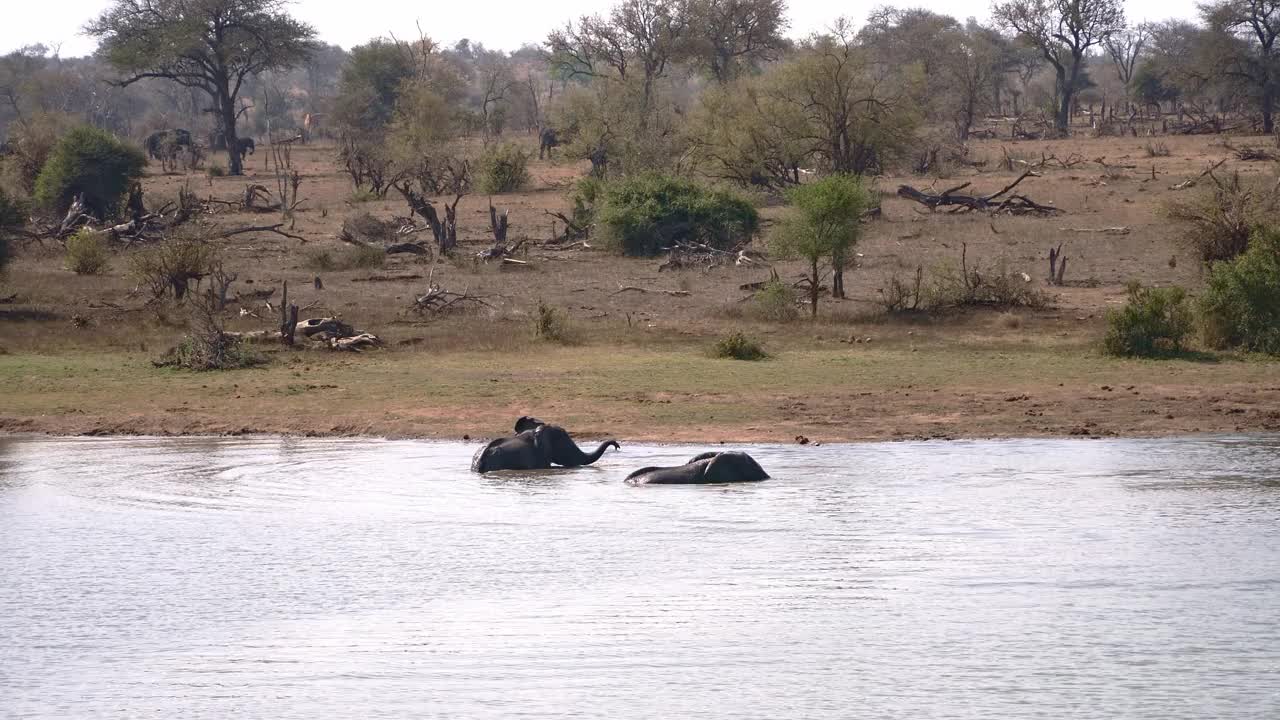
[2, 131, 1278, 443]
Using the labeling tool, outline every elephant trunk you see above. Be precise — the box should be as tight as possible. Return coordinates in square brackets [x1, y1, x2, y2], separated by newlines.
[581, 440, 619, 465]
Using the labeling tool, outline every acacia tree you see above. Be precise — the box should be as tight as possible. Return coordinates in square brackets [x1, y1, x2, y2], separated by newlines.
[1202, 0, 1280, 132]
[771, 174, 872, 315]
[992, 0, 1125, 133]
[86, 0, 316, 176]
[686, 0, 789, 83]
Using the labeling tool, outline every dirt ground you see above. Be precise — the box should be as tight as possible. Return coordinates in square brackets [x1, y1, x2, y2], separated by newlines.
[2, 131, 1278, 442]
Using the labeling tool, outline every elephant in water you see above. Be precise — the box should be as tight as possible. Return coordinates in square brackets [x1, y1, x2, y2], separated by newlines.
[471, 416, 620, 473]
[624, 451, 770, 485]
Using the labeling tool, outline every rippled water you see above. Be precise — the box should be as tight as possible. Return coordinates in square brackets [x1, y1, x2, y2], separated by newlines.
[2, 436, 1279, 719]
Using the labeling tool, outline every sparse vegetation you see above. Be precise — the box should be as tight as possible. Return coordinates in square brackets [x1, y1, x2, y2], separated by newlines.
[34, 126, 146, 217]
[1166, 171, 1276, 263]
[206, 162, 226, 178]
[926, 250, 1047, 310]
[304, 244, 385, 271]
[129, 238, 218, 301]
[533, 301, 572, 343]
[1198, 227, 1280, 355]
[595, 174, 758, 256]
[64, 229, 110, 275]
[1104, 282, 1193, 357]
[155, 295, 267, 371]
[476, 142, 530, 194]
[712, 332, 768, 360]
[1144, 141, 1170, 158]
[752, 277, 799, 322]
[0, 189, 24, 274]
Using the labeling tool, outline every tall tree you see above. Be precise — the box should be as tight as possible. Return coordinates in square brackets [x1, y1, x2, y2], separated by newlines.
[1104, 23, 1152, 113]
[86, 0, 317, 175]
[686, 0, 790, 83]
[991, 0, 1125, 133]
[1201, 0, 1280, 132]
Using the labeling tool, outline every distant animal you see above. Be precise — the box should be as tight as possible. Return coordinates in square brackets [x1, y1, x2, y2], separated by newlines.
[624, 451, 770, 485]
[538, 128, 560, 160]
[145, 129, 192, 161]
[234, 137, 255, 161]
[0, 139, 14, 157]
[471, 416, 620, 473]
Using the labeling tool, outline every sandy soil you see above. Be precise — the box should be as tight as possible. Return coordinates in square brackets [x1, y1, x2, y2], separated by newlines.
[2, 131, 1278, 442]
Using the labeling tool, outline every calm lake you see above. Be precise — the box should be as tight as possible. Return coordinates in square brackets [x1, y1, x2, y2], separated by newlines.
[2, 436, 1279, 718]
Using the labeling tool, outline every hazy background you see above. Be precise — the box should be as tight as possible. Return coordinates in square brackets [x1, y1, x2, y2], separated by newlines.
[5, 0, 1200, 57]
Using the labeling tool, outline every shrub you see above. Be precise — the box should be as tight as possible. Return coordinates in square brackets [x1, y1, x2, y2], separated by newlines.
[130, 239, 218, 301]
[206, 162, 226, 178]
[34, 126, 146, 218]
[1103, 281, 1193, 357]
[533, 301, 573, 343]
[1198, 227, 1280, 354]
[712, 332, 768, 360]
[1165, 171, 1276, 263]
[304, 244, 385, 272]
[1144, 141, 1171, 158]
[0, 112, 74, 195]
[595, 173, 758, 256]
[752, 277, 799, 321]
[878, 266, 925, 312]
[65, 229, 110, 275]
[155, 297, 266, 371]
[926, 254, 1047, 310]
[476, 143, 531, 194]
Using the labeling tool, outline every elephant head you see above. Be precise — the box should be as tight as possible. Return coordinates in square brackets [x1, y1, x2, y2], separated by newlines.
[624, 451, 769, 485]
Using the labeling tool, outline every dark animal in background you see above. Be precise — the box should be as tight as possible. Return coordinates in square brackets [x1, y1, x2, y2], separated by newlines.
[624, 451, 770, 485]
[145, 129, 192, 161]
[471, 416, 620, 473]
[538, 128, 560, 160]
[234, 137, 255, 161]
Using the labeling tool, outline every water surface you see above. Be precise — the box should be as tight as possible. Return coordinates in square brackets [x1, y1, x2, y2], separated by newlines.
[2, 436, 1279, 718]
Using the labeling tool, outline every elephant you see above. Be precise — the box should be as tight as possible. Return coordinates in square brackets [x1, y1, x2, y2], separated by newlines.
[538, 128, 560, 160]
[145, 129, 192, 161]
[471, 416, 620, 473]
[234, 137, 255, 161]
[624, 451, 770, 485]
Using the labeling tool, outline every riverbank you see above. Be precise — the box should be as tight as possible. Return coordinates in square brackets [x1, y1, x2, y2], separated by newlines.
[3, 343, 1278, 442]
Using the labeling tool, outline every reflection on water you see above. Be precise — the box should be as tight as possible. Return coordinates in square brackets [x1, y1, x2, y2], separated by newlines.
[2, 436, 1279, 719]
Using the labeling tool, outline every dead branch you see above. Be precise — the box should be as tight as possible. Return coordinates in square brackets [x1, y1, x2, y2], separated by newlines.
[411, 283, 494, 316]
[1171, 159, 1229, 190]
[896, 170, 1060, 215]
[611, 284, 692, 297]
[215, 224, 306, 242]
[1058, 226, 1130, 235]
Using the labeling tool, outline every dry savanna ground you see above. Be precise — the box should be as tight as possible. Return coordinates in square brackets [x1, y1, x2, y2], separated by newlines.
[3, 131, 1279, 442]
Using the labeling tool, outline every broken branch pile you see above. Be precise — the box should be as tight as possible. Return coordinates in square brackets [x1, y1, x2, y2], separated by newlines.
[896, 171, 1061, 216]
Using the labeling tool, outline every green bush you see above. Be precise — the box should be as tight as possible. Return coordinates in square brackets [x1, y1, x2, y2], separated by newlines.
[477, 143, 531, 194]
[712, 332, 768, 360]
[1198, 227, 1280, 354]
[0, 188, 24, 274]
[65, 229, 110, 275]
[206, 162, 226, 178]
[596, 173, 758, 256]
[34, 126, 146, 217]
[1103, 281, 1194, 357]
[752, 278, 799, 321]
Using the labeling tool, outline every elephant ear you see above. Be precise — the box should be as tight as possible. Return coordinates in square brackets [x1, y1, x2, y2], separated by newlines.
[470, 437, 506, 473]
[687, 451, 721, 464]
[514, 416, 545, 433]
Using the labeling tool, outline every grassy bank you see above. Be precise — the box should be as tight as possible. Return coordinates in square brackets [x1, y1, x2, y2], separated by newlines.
[3, 342, 1277, 441]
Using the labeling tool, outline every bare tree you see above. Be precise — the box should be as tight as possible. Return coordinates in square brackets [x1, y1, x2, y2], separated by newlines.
[1105, 23, 1152, 114]
[1201, 0, 1280, 133]
[992, 0, 1126, 133]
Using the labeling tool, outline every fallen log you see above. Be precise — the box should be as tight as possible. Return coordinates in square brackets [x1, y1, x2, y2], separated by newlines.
[329, 333, 382, 352]
[352, 273, 425, 283]
[1058, 226, 1130, 235]
[611, 285, 692, 297]
[896, 170, 1061, 216]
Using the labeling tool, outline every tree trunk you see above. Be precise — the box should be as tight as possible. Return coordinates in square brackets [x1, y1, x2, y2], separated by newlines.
[1263, 87, 1275, 135]
[217, 79, 243, 176]
[809, 258, 819, 319]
